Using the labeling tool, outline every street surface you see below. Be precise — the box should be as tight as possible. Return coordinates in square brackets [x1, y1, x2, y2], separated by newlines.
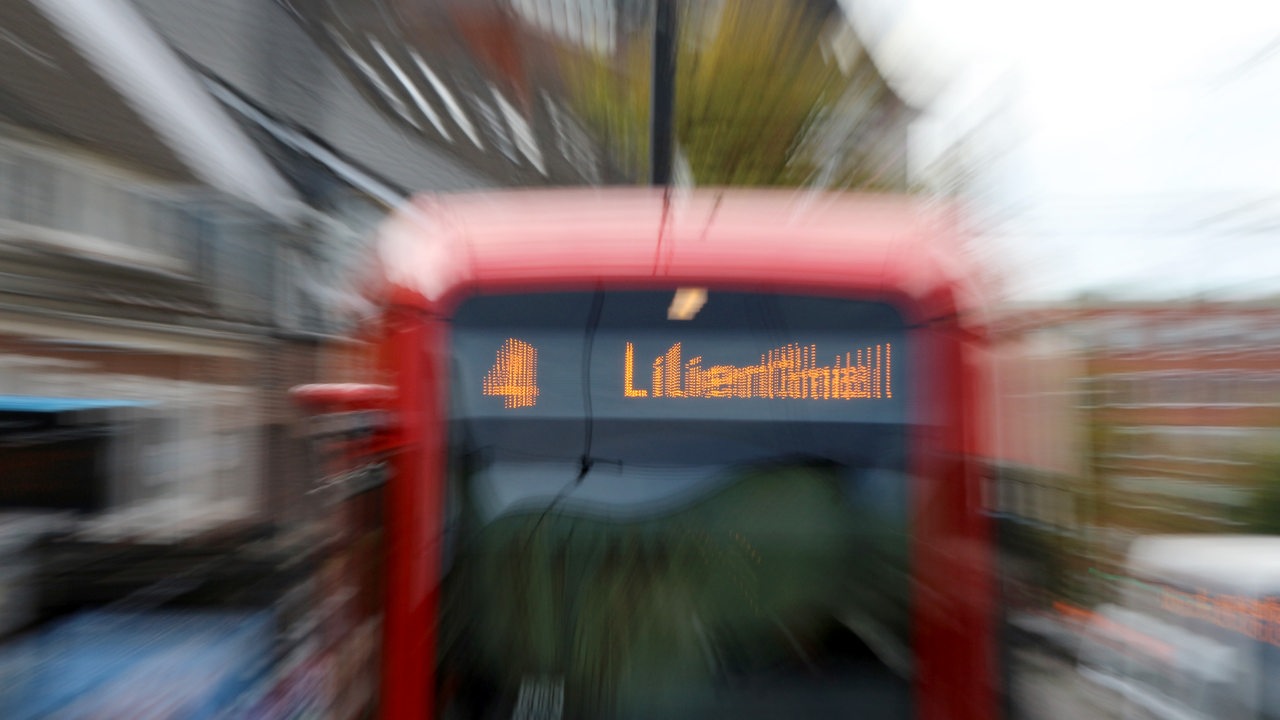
[1010, 647, 1122, 720]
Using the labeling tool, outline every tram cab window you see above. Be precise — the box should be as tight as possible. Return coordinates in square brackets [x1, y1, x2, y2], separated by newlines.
[440, 291, 915, 720]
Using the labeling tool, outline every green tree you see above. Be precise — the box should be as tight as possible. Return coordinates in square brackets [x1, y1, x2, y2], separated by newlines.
[1243, 453, 1280, 534]
[561, 1, 908, 189]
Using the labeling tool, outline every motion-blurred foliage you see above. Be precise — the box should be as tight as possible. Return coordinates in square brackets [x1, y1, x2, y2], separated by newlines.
[561, 1, 902, 188]
[1244, 453, 1280, 534]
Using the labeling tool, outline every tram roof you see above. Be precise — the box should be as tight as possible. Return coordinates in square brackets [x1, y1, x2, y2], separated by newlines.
[374, 189, 986, 325]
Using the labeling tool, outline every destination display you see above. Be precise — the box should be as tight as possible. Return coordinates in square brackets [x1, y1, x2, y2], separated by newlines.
[623, 340, 890, 400]
[454, 291, 910, 424]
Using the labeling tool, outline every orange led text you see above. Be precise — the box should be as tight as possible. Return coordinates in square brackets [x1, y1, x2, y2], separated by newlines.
[484, 338, 539, 409]
[624, 341, 892, 400]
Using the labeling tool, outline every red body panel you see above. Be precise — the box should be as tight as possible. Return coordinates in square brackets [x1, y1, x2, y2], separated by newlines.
[290, 383, 394, 411]
[373, 190, 982, 323]
[366, 189, 996, 720]
[379, 312, 448, 720]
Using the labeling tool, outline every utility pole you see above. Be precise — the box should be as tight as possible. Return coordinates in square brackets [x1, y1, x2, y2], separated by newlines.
[650, 0, 676, 186]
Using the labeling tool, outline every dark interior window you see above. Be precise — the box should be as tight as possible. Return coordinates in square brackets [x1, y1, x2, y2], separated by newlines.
[439, 290, 914, 720]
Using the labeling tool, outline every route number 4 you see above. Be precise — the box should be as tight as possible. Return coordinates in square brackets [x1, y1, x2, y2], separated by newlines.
[483, 338, 540, 409]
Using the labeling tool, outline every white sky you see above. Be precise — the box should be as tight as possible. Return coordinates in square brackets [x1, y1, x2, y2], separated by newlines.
[850, 0, 1280, 301]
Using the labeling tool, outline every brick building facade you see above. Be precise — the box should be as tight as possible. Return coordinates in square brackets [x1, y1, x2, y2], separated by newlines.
[994, 302, 1280, 572]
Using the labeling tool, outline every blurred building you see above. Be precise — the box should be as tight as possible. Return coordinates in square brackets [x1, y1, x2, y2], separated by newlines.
[994, 301, 1280, 572]
[0, 6, 497, 703]
[988, 312, 1090, 613]
[0, 2, 293, 533]
[0, 0, 503, 555]
[1072, 303, 1280, 545]
[990, 325, 1087, 531]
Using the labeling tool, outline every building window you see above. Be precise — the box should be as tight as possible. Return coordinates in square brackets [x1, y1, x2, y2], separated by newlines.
[15, 155, 55, 225]
[1077, 377, 1100, 408]
[1120, 376, 1138, 405]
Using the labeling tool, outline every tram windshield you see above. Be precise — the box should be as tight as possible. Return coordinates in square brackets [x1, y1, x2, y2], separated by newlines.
[440, 290, 916, 719]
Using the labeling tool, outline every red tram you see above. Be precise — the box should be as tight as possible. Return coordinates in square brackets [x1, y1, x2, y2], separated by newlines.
[295, 189, 999, 720]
